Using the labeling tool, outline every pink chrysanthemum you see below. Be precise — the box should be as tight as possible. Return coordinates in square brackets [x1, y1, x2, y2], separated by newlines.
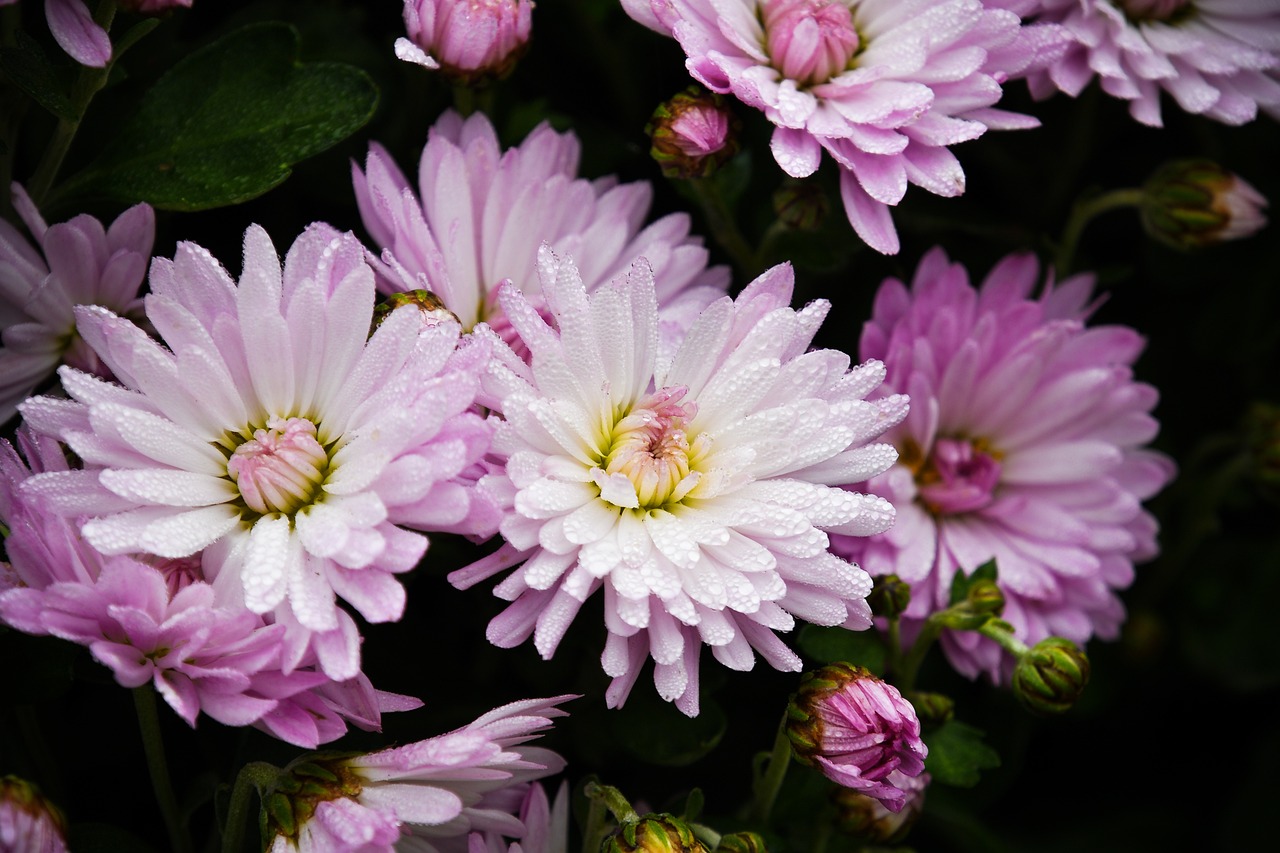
[352, 110, 729, 355]
[17, 223, 498, 682]
[395, 0, 533, 81]
[999, 0, 1280, 126]
[450, 247, 904, 716]
[267, 696, 573, 853]
[832, 247, 1175, 681]
[0, 431, 420, 747]
[0, 184, 153, 423]
[622, 1, 1067, 254]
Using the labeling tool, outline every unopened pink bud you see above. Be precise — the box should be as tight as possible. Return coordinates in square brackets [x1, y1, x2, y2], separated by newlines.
[397, 0, 533, 84]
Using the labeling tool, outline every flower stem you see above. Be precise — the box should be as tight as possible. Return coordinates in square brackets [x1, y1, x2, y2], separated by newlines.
[749, 716, 792, 825]
[886, 613, 903, 677]
[222, 761, 280, 853]
[26, 0, 118, 206]
[978, 620, 1030, 658]
[687, 175, 761, 280]
[133, 685, 194, 853]
[1054, 187, 1145, 277]
[581, 784, 611, 853]
[897, 613, 947, 693]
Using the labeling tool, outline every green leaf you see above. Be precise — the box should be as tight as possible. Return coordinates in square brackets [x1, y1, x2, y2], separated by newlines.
[59, 22, 378, 210]
[922, 720, 1001, 788]
[1, 32, 77, 121]
[949, 558, 998, 607]
[796, 624, 886, 674]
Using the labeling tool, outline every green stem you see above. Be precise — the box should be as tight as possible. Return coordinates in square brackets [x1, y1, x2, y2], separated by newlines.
[687, 176, 760, 280]
[26, 0, 118, 206]
[749, 716, 792, 825]
[978, 621, 1029, 658]
[452, 83, 476, 117]
[897, 612, 947, 693]
[886, 613, 902, 677]
[133, 685, 194, 853]
[222, 761, 280, 853]
[1054, 187, 1144, 277]
[581, 785, 611, 853]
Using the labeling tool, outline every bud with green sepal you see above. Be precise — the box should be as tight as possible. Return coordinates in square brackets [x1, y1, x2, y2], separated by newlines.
[904, 691, 955, 727]
[602, 813, 713, 853]
[647, 87, 740, 180]
[772, 180, 829, 230]
[0, 775, 68, 851]
[714, 831, 768, 853]
[1012, 637, 1091, 715]
[868, 574, 911, 620]
[1141, 159, 1268, 249]
[830, 770, 928, 844]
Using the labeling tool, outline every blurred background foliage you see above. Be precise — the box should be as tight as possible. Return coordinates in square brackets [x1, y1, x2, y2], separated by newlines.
[1, 1, 1278, 850]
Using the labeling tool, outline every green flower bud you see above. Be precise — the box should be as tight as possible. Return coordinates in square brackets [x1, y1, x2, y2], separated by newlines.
[1141, 159, 1268, 249]
[1012, 637, 1091, 715]
[868, 574, 911, 619]
[714, 831, 768, 853]
[602, 813, 712, 853]
[903, 690, 954, 727]
[771, 180, 829, 230]
[646, 87, 740, 179]
[965, 579, 1005, 617]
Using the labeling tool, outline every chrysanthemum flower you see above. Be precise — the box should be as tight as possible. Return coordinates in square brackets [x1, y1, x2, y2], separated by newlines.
[18, 223, 498, 681]
[832, 248, 1175, 681]
[0, 184, 153, 423]
[450, 247, 904, 716]
[352, 110, 729, 356]
[1000, 0, 1280, 126]
[396, 0, 533, 82]
[786, 663, 927, 814]
[0, 431, 420, 747]
[622, 1, 1067, 254]
[266, 696, 573, 853]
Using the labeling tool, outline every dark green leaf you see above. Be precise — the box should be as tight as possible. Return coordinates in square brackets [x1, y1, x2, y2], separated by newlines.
[922, 721, 1001, 788]
[59, 22, 378, 210]
[796, 624, 886, 674]
[949, 558, 998, 606]
[1, 32, 77, 120]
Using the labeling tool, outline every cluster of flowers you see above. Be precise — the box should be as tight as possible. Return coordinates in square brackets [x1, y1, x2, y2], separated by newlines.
[5, 0, 1257, 846]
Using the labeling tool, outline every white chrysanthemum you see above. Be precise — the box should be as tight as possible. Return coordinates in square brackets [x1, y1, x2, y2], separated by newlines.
[18, 223, 497, 680]
[451, 246, 906, 716]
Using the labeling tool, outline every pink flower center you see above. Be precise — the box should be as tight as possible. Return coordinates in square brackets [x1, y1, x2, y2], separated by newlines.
[762, 0, 860, 87]
[1119, 0, 1193, 22]
[226, 416, 329, 516]
[602, 387, 704, 509]
[914, 437, 1002, 516]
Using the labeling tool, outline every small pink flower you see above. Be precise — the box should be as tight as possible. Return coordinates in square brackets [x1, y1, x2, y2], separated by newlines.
[786, 663, 927, 814]
[0, 183, 153, 423]
[267, 696, 575, 853]
[396, 0, 533, 81]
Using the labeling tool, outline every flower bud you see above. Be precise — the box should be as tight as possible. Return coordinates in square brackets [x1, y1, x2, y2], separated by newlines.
[714, 831, 768, 853]
[646, 88, 740, 179]
[772, 180, 829, 230]
[602, 813, 711, 853]
[786, 663, 927, 813]
[903, 691, 954, 727]
[1141, 159, 1268, 249]
[965, 579, 1005, 617]
[830, 771, 928, 844]
[1012, 637, 1091, 715]
[867, 574, 911, 619]
[397, 0, 533, 84]
[0, 775, 68, 852]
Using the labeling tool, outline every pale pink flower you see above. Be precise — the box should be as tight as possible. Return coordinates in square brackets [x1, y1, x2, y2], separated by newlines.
[450, 247, 904, 716]
[352, 110, 729, 357]
[463, 782, 569, 853]
[17, 223, 498, 681]
[0, 431, 420, 746]
[787, 664, 927, 813]
[0, 776, 67, 853]
[41, 0, 112, 66]
[0, 183, 153, 423]
[395, 0, 533, 80]
[267, 696, 574, 853]
[999, 0, 1280, 126]
[833, 248, 1175, 681]
[622, 1, 1068, 254]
